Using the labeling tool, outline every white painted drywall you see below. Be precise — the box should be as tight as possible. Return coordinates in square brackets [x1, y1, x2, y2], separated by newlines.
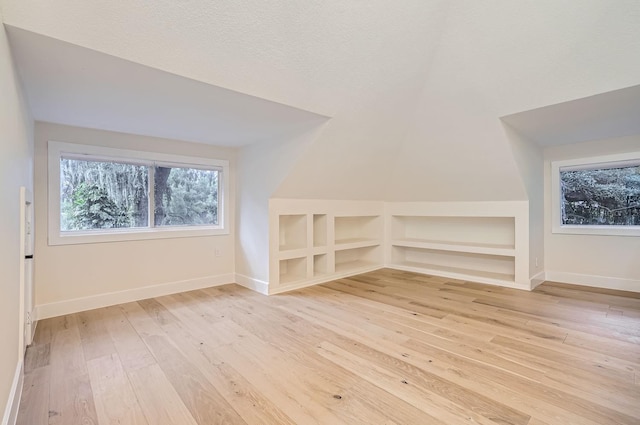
[0, 17, 34, 422]
[6, 26, 328, 148]
[502, 84, 640, 147]
[236, 123, 327, 283]
[503, 123, 544, 281]
[387, 0, 640, 202]
[33, 122, 237, 307]
[544, 135, 640, 289]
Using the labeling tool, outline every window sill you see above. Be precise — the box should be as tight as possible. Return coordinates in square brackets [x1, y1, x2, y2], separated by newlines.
[552, 225, 640, 237]
[49, 226, 229, 246]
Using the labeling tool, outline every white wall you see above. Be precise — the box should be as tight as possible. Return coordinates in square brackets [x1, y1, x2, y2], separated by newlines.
[0, 17, 34, 423]
[503, 123, 544, 283]
[33, 122, 237, 314]
[544, 135, 640, 291]
[236, 123, 326, 285]
[387, 0, 640, 202]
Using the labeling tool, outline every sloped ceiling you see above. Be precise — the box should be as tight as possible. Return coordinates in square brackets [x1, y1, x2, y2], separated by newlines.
[3, 0, 640, 201]
[501, 84, 640, 147]
[1, 0, 449, 116]
[6, 26, 328, 147]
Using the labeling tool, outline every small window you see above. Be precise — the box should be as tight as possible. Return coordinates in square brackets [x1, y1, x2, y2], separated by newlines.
[551, 152, 640, 236]
[49, 141, 229, 245]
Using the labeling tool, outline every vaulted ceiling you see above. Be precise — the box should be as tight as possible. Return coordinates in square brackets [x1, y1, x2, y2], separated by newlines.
[3, 0, 640, 201]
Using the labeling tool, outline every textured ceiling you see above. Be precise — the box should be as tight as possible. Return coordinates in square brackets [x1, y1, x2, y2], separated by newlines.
[1, 0, 448, 115]
[6, 26, 328, 147]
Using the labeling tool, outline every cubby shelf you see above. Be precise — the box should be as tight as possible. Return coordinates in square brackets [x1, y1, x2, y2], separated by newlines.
[313, 254, 328, 277]
[279, 256, 307, 285]
[335, 215, 381, 244]
[335, 245, 382, 276]
[279, 214, 307, 252]
[313, 214, 327, 248]
[334, 260, 378, 274]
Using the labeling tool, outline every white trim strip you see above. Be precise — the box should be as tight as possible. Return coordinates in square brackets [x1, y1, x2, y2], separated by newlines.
[1, 361, 23, 425]
[530, 271, 546, 289]
[269, 265, 384, 295]
[544, 271, 640, 293]
[34, 274, 235, 320]
[234, 274, 269, 295]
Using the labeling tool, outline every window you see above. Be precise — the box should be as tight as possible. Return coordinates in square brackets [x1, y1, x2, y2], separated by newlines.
[551, 152, 640, 236]
[49, 141, 229, 245]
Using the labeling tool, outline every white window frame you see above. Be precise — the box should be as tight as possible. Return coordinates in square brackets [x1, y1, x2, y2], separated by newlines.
[551, 151, 640, 236]
[48, 141, 230, 245]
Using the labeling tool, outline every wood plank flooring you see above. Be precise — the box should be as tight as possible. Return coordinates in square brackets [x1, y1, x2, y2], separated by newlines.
[17, 269, 640, 424]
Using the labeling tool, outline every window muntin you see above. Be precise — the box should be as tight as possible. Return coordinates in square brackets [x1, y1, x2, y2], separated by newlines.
[48, 141, 229, 245]
[551, 153, 640, 236]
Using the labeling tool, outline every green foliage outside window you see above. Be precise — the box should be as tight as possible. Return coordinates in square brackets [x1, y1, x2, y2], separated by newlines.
[60, 158, 218, 231]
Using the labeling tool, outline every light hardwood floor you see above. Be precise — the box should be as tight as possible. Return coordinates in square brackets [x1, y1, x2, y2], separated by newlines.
[17, 269, 640, 424]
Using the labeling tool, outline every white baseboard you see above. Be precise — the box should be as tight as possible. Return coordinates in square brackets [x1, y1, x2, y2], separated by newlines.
[544, 271, 640, 293]
[235, 274, 269, 295]
[269, 265, 384, 295]
[384, 264, 531, 291]
[34, 273, 235, 320]
[2, 361, 23, 425]
[530, 271, 546, 290]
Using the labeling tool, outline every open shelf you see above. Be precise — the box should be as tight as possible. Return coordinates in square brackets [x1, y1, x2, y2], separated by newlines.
[313, 214, 327, 247]
[334, 245, 381, 274]
[313, 254, 328, 277]
[334, 215, 382, 245]
[335, 260, 378, 274]
[390, 245, 515, 285]
[271, 200, 527, 292]
[279, 215, 307, 251]
[334, 238, 381, 251]
[391, 215, 515, 249]
[279, 256, 308, 285]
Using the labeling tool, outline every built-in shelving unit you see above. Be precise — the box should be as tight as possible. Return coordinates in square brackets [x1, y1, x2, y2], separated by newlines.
[385, 202, 529, 289]
[269, 200, 529, 294]
[269, 201, 385, 293]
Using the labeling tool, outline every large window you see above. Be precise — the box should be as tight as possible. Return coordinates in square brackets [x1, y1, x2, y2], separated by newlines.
[49, 141, 229, 245]
[551, 152, 640, 236]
